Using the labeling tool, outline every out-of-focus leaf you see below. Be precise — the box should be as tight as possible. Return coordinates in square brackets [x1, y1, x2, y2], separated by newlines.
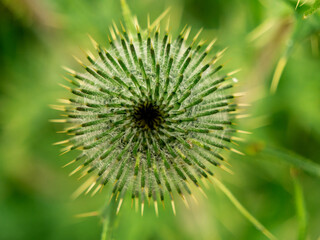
[291, 168, 307, 240]
[303, 0, 320, 18]
[246, 143, 320, 178]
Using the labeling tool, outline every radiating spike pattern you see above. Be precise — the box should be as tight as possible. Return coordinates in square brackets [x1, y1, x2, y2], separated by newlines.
[54, 16, 240, 214]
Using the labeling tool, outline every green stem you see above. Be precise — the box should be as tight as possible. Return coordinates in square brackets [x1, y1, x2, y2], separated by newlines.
[213, 177, 277, 240]
[101, 198, 118, 240]
[244, 142, 320, 179]
[291, 168, 307, 240]
[263, 146, 320, 178]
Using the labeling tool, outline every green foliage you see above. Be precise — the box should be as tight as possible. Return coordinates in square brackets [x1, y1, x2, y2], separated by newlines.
[304, 0, 320, 18]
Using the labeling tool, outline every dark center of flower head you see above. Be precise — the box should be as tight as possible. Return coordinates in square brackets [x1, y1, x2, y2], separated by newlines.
[131, 101, 164, 130]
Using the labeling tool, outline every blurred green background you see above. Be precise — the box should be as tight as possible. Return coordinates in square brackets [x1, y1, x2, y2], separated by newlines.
[0, 0, 319, 239]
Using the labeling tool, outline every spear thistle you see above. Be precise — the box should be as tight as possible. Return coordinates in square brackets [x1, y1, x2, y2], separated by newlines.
[52, 6, 243, 216]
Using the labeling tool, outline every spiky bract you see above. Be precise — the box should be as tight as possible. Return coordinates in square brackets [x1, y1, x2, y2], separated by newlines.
[53, 15, 240, 215]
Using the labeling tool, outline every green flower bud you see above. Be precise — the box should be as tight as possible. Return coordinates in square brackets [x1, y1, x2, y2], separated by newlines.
[53, 10, 242, 216]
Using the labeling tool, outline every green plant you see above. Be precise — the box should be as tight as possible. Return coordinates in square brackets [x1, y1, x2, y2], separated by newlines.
[52, 1, 276, 239]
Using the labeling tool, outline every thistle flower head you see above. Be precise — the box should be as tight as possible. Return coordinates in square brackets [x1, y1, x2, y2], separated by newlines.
[53, 9, 241, 215]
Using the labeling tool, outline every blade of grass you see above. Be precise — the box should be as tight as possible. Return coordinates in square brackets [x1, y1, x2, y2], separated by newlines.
[295, 0, 301, 10]
[290, 168, 307, 240]
[303, 0, 320, 18]
[212, 177, 277, 240]
[270, 55, 288, 94]
[263, 146, 320, 178]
